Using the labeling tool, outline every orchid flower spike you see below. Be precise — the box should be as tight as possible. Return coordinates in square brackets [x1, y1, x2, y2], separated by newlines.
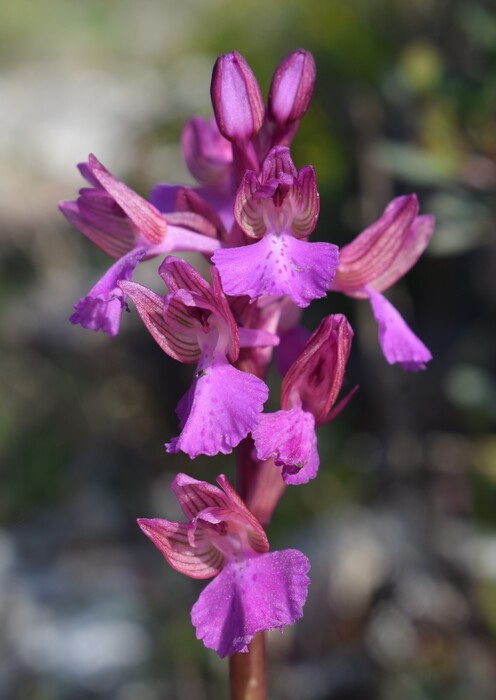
[119, 257, 270, 457]
[212, 146, 339, 307]
[253, 314, 356, 484]
[331, 195, 435, 370]
[138, 473, 310, 657]
[60, 154, 222, 336]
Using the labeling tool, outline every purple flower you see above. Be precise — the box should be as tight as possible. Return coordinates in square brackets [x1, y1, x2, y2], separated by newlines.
[331, 195, 435, 370]
[120, 257, 269, 457]
[70, 246, 147, 337]
[138, 473, 310, 657]
[212, 146, 339, 307]
[253, 314, 355, 484]
[60, 154, 222, 335]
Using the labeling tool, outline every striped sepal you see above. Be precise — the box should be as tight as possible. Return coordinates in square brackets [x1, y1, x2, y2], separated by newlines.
[289, 166, 319, 239]
[335, 195, 418, 292]
[87, 154, 167, 245]
[159, 257, 215, 304]
[138, 518, 223, 579]
[119, 281, 201, 363]
[59, 199, 135, 259]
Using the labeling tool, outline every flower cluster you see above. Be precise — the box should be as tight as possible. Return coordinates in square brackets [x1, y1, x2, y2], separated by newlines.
[60, 49, 434, 657]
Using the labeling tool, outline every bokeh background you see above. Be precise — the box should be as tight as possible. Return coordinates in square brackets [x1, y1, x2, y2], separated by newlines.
[1, 0, 496, 698]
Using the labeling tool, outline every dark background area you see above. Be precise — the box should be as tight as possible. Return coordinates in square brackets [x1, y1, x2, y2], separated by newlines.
[1, 0, 495, 698]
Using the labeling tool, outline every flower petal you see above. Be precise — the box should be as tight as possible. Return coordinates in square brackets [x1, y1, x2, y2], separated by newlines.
[137, 518, 224, 579]
[171, 473, 235, 520]
[181, 116, 233, 186]
[253, 407, 316, 472]
[119, 281, 202, 363]
[287, 166, 319, 239]
[282, 314, 353, 423]
[171, 474, 268, 554]
[166, 357, 268, 457]
[333, 195, 418, 293]
[86, 154, 167, 244]
[370, 214, 435, 293]
[283, 440, 320, 485]
[191, 550, 310, 657]
[212, 233, 339, 307]
[70, 247, 147, 336]
[59, 196, 136, 259]
[368, 288, 432, 371]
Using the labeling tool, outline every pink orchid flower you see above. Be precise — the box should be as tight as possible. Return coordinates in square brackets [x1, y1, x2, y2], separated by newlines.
[120, 257, 272, 457]
[138, 473, 310, 657]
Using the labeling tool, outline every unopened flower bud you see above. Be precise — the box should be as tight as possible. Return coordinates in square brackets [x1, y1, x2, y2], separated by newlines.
[211, 51, 265, 142]
[269, 49, 316, 125]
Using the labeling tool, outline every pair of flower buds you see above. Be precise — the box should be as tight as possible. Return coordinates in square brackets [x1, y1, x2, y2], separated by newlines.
[59, 49, 434, 657]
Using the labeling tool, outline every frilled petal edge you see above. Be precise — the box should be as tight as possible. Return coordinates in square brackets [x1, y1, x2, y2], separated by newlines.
[191, 549, 310, 657]
[212, 233, 339, 308]
[166, 357, 269, 457]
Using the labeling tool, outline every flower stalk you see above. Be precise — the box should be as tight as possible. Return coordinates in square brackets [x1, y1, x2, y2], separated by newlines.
[230, 633, 267, 700]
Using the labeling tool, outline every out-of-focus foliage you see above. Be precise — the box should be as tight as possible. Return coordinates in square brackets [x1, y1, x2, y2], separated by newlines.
[1, 0, 495, 698]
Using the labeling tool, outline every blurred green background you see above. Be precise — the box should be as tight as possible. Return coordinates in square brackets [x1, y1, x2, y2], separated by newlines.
[1, 0, 496, 698]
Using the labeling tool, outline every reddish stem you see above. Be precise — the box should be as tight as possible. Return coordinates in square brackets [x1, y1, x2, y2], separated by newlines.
[229, 633, 267, 700]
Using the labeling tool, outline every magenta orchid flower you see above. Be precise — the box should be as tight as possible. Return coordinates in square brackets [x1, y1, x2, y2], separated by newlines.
[253, 314, 355, 484]
[120, 257, 269, 457]
[138, 473, 310, 657]
[211, 146, 339, 307]
[331, 195, 435, 370]
[60, 154, 221, 336]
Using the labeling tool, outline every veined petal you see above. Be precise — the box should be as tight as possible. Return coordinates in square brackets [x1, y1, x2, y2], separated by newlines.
[173, 187, 227, 239]
[59, 197, 136, 259]
[86, 154, 167, 245]
[171, 474, 268, 555]
[253, 407, 316, 471]
[158, 258, 239, 363]
[118, 281, 202, 363]
[370, 214, 435, 293]
[159, 256, 215, 299]
[212, 234, 339, 308]
[166, 356, 268, 457]
[234, 171, 266, 239]
[288, 166, 319, 239]
[282, 314, 353, 423]
[333, 195, 418, 293]
[171, 473, 234, 520]
[191, 550, 310, 657]
[368, 288, 432, 371]
[70, 247, 147, 337]
[151, 183, 236, 235]
[137, 518, 223, 579]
